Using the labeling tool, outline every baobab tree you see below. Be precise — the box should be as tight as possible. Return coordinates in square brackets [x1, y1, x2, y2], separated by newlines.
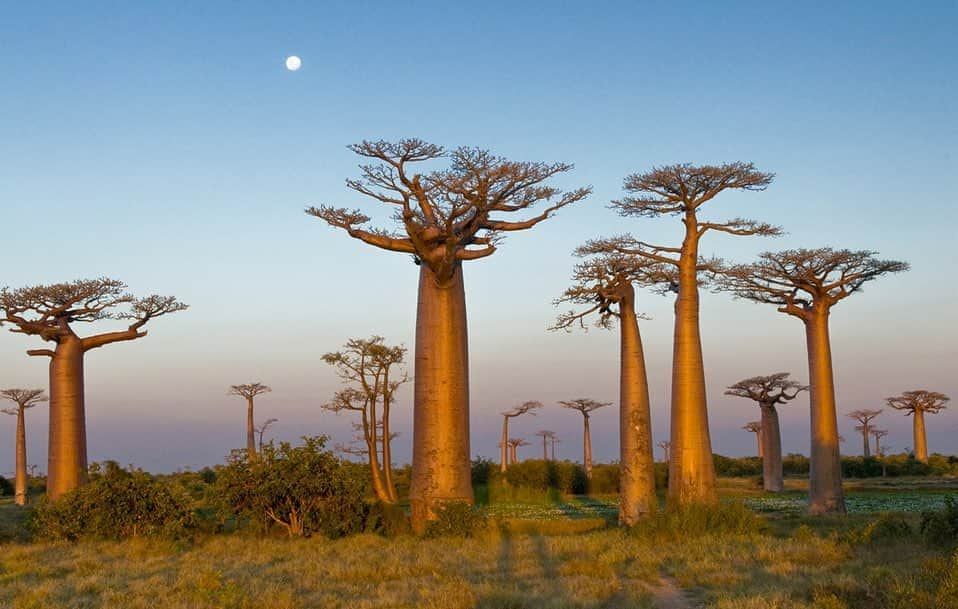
[742, 421, 763, 457]
[534, 430, 556, 460]
[599, 162, 779, 505]
[507, 438, 530, 463]
[255, 418, 278, 451]
[559, 398, 611, 479]
[870, 429, 888, 458]
[553, 252, 670, 523]
[847, 409, 883, 458]
[308, 139, 589, 530]
[0, 278, 187, 499]
[886, 390, 950, 463]
[720, 248, 908, 514]
[550, 435, 560, 461]
[657, 440, 671, 464]
[322, 336, 409, 504]
[0, 388, 47, 505]
[499, 401, 542, 472]
[228, 383, 272, 456]
[725, 373, 807, 492]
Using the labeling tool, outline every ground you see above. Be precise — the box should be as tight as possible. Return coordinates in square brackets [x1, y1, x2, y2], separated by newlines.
[1, 477, 957, 609]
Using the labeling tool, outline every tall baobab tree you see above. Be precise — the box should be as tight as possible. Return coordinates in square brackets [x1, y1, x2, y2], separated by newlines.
[308, 140, 589, 531]
[720, 248, 908, 514]
[559, 398, 611, 480]
[725, 373, 807, 491]
[742, 421, 763, 457]
[499, 401, 542, 472]
[255, 418, 279, 451]
[0, 278, 187, 499]
[507, 438, 530, 463]
[550, 435, 560, 461]
[886, 390, 950, 463]
[870, 429, 888, 458]
[657, 440, 671, 464]
[601, 162, 779, 505]
[228, 383, 272, 456]
[553, 252, 670, 523]
[846, 409, 882, 458]
[322, 336, 409, 504]
[534, 430, 556, 460]
[0, 389, 47, 505]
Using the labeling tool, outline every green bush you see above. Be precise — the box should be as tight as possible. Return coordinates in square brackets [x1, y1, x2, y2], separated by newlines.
[424, 501, 487, 538]
[631, 501, 763, 539]
[588, 463, 620, 494]
[471, 457, 496, 486]
[920, 497, 958, 546]
[0, 475, 12, 496]
[858, 513, 912, 543]
[783, 453, 810, 475]
[713, 454, 762, 477]
[214, 436, 369, 538]
[365, 501, 412, 537]
[32, 461, 196, 540]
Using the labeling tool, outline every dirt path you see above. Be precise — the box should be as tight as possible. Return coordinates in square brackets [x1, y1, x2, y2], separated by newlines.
[647, 575, 698, 609]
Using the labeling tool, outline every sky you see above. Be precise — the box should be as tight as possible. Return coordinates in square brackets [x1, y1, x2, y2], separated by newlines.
[1, 1, 956, 474]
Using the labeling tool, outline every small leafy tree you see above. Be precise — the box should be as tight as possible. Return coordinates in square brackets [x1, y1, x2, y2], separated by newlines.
[214, 436, 368, 538]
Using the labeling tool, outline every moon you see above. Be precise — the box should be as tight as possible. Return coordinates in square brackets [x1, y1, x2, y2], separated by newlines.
[285, 56, 302, 71]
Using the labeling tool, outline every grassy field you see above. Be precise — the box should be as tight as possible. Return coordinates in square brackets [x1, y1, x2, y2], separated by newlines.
[1, 477, 957, 609]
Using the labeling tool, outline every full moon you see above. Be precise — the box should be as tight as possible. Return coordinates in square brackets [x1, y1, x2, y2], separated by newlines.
[285, 56, 302, 71]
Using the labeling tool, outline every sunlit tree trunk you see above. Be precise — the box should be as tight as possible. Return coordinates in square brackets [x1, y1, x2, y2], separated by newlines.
[47, 336, 87, 500]
[409, 264, 473, 533]
[500, 416, 509, 473]
[913, 410, 928, 463]
[804, 309, 846, 514]
[246, 397, 256, 455]
[760, 405, 784, 492]
[14, 407, 27, 505]
[861, 428, 871, 458]
[668, 224, 717, 505]
[618, 288, 657, 524]
[583, 416, 593, 479]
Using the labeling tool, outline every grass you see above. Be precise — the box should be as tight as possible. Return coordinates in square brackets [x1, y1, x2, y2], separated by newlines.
[1, 478, 957, 608]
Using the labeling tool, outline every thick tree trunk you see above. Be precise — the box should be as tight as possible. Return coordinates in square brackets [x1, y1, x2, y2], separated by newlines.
[760, 404, 784, 492]
[667, 230, 717, 505]
[913, 410, 928, 463]
[755, 432, 763, 457]
[541, 436, 548, 460]
[47, 337, 87, 499]
[583, 416, 593, 479]
[618, 290, 657, 525]
[14, 408, 27, 506]
[409, 263, 473, 533]
[500, 416, 509, 473]
[804, 309, 846, 514]
[550, 439, 556, 461]
[861, 429, 871, 458]
[246, 397, 256, 455]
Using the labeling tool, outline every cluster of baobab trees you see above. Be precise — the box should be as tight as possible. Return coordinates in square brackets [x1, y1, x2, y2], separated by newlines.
[0, 138, 947, 533]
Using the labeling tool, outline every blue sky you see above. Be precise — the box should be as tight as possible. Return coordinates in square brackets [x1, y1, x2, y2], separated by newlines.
[1, 1, 956, 473]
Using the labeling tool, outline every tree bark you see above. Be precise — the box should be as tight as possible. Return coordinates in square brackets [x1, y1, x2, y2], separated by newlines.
[760, 404, 784, 492]
[667, 224, 717, 505]
[583, 416, 593, 479]
[913, 409, 928, 463]
[246, 397, 256, 455]
[382, 400, 398, 503]
[500, 416, 509, 473]
[47, 336, 87, 499]
[541, 435, 548, 460]
[804, 309, 846, 514]
[14, 407, 27, 506]
[861, 428, 871, 458]
[618, 288, 657, 524]
[409, 263, 473, 533]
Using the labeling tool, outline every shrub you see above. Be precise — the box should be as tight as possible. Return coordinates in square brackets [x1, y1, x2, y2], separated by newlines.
[424, 501, 487, 538]
[32, 461, 196, 540]
[588, 463, 620, 494]
[713, 454, 762, 477]
[214, 436, 369, 538]
[783, 453, 810, 475]
[631, 501, 763, 539]
[859, 513, 912, 543]
[471, 457, 495, 486]
[0, 475, 12, 496]
[365, 501, 412, 537]
[920, 497, 958, 546]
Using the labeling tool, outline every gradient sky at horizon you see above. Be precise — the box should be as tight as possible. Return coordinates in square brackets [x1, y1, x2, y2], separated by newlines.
[1, 1, 956, 474]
